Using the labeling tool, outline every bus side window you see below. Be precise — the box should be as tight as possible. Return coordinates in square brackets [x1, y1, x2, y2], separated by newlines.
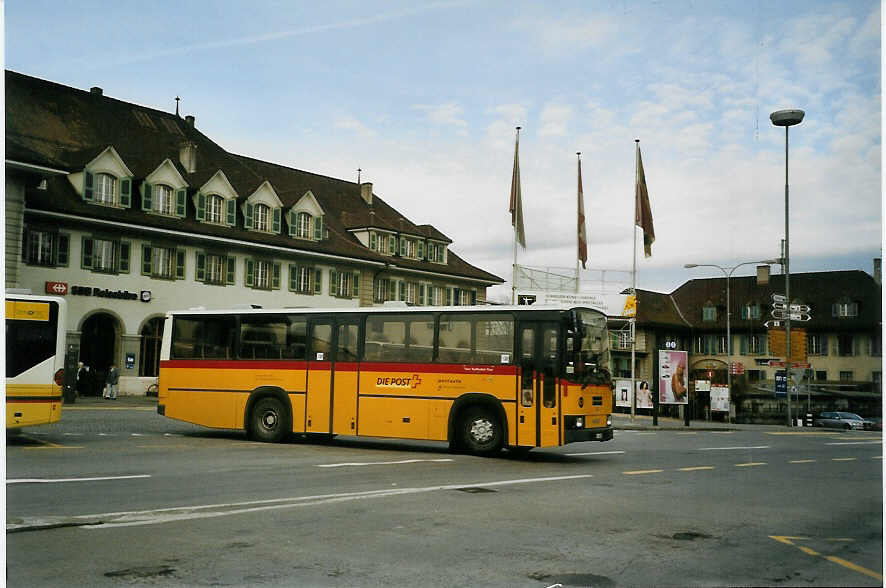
[310, 324, 333, 359]
[286, 317, 307, 360]
[338, 324, 359, 362]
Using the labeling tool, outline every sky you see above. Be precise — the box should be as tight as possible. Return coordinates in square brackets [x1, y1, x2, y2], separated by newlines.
[4, 0, 882, 302]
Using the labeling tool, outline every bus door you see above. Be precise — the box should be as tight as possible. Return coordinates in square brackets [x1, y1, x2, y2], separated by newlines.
[517, 321, 560, 447]
[306, 319, 334, 433]
[331, 319, 360, 435]
[306, 317, 361, 435]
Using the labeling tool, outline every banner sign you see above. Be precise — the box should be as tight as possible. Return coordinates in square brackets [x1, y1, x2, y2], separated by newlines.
[710, 385, 729, 412]
[515, 290, 633, 317]
[658, 350, 688, 405]
[615, 379, 632, 408]
[695, 379, 711, 392]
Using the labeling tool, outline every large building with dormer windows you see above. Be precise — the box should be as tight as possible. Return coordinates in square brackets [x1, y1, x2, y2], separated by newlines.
[5, 71, 503, 395]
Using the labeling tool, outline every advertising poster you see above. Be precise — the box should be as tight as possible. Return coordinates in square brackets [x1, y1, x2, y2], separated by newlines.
[615, 379, 632, 408]
[635, 380, 653, 409]
[658, 350, 688, 405]
[710, 385, 730, 412]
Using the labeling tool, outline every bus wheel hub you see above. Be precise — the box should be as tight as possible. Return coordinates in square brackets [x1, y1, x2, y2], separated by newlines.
[263, 412, 278, 428]
[470, 419, 494, 443]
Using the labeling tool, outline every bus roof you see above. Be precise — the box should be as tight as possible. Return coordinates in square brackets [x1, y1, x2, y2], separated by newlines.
[164, 304, 606, 317]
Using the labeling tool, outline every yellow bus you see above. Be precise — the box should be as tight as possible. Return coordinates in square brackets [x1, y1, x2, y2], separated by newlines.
[158, 305, 613, 455]
[6, 294, 67, 429]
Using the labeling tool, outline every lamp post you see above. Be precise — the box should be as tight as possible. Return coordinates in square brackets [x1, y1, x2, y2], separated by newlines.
[770, 109, 805, 427]
[685, 260, 778, 422]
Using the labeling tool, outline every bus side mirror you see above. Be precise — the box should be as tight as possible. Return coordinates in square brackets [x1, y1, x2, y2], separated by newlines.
[569, 310, 585, 339]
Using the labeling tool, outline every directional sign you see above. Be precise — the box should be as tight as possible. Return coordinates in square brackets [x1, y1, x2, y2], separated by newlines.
[771, 294, 787, 303]
[764, 320, 783, 328]
[771, 309, 811, 321]
[789, 304, 810, 313]
[775, 371, 787, 397]
[772, 302, 787, 310]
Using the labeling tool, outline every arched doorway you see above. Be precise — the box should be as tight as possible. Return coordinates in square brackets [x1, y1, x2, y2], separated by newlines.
[80, 313, 118, 396]
[140, 317, 164, 377]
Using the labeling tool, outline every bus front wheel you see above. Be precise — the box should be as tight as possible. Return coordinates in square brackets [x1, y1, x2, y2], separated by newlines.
[249, 397, 289, 443]
[458, 406, 503, 456]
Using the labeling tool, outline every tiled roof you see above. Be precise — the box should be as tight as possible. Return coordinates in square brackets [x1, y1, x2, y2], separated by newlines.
[6, 70, 502, 285]
[670, 270, 881, 331]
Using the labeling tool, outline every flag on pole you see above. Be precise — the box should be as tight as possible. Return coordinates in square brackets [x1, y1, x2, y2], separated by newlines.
[577, 153, 588, 269]
[635, 147, 655, 257]
[509, 127, 526, 249]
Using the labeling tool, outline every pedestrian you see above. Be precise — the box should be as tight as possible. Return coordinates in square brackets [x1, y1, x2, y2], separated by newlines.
[104, 363, 120, 399]
[76, 362, 89, 397]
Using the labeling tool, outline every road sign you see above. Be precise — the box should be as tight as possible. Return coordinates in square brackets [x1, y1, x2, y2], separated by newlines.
[789, 304, 810, 312]
[763, 320, 783, 328]
[768, 360, 810, 369]
[730, 361, 744, 375]
[775, 371, 787, 397]
[771, 309, 811, 321]
[771, 294, 787, 303]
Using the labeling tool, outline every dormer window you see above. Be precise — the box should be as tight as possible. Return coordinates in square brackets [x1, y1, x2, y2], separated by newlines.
[153, 184, 175, 215]
[296, 212, 312, 238]
[833, 300, 859, 318]
[206, 194, 226, 224]
[95, 173, 117, 204]
[702, 302, 716, 322]
[427, 242, 446, 263]
[254, 203, 271, 232]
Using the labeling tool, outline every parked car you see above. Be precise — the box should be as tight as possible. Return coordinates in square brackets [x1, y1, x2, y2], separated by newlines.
[814, 411, 867, 430]
[863, 417, 881, 431]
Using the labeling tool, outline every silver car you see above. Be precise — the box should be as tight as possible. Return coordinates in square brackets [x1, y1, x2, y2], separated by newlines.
[814, 411, 867, 430]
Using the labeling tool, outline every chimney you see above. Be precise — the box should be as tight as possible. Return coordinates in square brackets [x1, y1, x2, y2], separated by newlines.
[874, 258, 881, 286]
[90, 86, 103, 96]
[185, 115, 195, 127]
[360, 182, 373, 206]
[179, 141, 198, 174]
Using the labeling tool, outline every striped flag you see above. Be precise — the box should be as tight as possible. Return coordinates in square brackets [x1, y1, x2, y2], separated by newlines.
[509, 128, 526, 249]
[577, 153, 588, 269]
[635, 147, 655, 257]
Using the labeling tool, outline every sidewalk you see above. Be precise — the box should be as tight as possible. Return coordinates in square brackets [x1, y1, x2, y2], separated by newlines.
[612, 412, 795, 432]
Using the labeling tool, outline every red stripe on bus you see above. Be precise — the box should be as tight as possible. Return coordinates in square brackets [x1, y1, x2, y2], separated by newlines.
[160, 359, 516, 375]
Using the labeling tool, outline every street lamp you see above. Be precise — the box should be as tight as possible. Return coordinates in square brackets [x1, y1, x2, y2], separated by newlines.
[684, 260, 778, 422]
[771, 109, 805, 427]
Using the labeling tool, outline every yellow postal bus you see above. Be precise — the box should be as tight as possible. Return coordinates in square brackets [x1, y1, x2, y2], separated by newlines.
[158, 305, 613, 455]
[6, 294, 67, 429]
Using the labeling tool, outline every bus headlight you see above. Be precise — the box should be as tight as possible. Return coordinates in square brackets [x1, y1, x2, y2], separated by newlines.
[575, 417, 584, 429]
[606, 415, 612, 427]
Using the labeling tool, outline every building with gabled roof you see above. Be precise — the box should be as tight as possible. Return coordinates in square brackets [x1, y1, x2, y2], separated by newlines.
[5, 70, 502, 394]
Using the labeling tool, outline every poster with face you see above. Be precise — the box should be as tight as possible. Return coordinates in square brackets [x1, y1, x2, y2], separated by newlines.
[658, 350, 688, 405]
[635, 380, 653, 409]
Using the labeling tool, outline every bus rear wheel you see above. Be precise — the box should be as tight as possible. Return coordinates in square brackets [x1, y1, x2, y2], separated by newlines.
[249, 397, 289, 443]
[458, 406, 503, 456]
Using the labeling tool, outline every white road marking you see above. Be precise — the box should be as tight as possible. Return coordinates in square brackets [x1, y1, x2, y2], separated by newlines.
[696, 445, 770, 451]
[7, 474, 151, 485]
[565, 450, 625, 456]
[44, 474, 592, 530]
[317, 458, 454, 468]
[825, 441, 883, 446]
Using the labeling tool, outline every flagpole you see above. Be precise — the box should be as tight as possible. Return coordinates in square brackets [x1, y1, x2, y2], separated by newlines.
[511, 126, 522, 304]
[631, 139, 639, 423]
[576, 152, 581, 293]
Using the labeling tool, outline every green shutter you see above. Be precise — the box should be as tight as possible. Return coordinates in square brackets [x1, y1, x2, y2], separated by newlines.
[314, 269, 322, 294]
[245, 259, 254, 287]
[289, 264, 298, 291]
[195, 252, 206, 282]
[352, 272, 359, 298]
[389, 235, 396, 254]
[399, 281, 405, 301]
[288, 211, 297, 237]
[226, 257, 236, 284]
[174, 249, 185, 279]
[196, 192, 206, 221]
[272, 208, 281, 234]
[388, 280, 396, 301]
[314, 216, 322, 240]
[83, 172, 94, 201]
[142, 245, 153, 275]
[118, 241, 130, 273]
[81, 237, 94, 269]
[56, 234, 69, 266]
[142, 183, 153, 211]
[418, 241, 424, 260]
[419, 284, 425, 305]
[272, 263, 281, 289]
[226, 199, 236, 226]
[400, 237, 406, 257]
[471, 290, 477, 305]
[119, 177, 132, 207]
[175, 189, 187, 217]
[445, 288, 452, 306]
[370, 232, 376, 250]
[245, 203, 254, 229]
[329, 269, 338, 296]
[740, 335, 747, 355]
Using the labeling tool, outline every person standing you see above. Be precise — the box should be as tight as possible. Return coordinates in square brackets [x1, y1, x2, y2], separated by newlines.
[76, 362, 89, 397]
[104, 363, 120, 399]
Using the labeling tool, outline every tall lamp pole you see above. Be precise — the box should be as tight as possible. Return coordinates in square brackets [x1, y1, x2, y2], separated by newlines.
[685, 260, 778, 422]
[770, 109, 805, 427]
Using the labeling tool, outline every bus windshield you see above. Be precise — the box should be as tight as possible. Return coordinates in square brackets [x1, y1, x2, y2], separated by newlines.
[567, 309, 610, 387]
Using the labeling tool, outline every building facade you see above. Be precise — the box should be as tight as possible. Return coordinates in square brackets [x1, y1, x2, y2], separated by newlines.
[611, 268, 882, 422]
[5, 71, 502, 395]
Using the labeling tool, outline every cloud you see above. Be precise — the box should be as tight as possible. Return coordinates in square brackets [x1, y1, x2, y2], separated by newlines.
[334, 115, 376, 138]
[412, 102, 469, 134]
